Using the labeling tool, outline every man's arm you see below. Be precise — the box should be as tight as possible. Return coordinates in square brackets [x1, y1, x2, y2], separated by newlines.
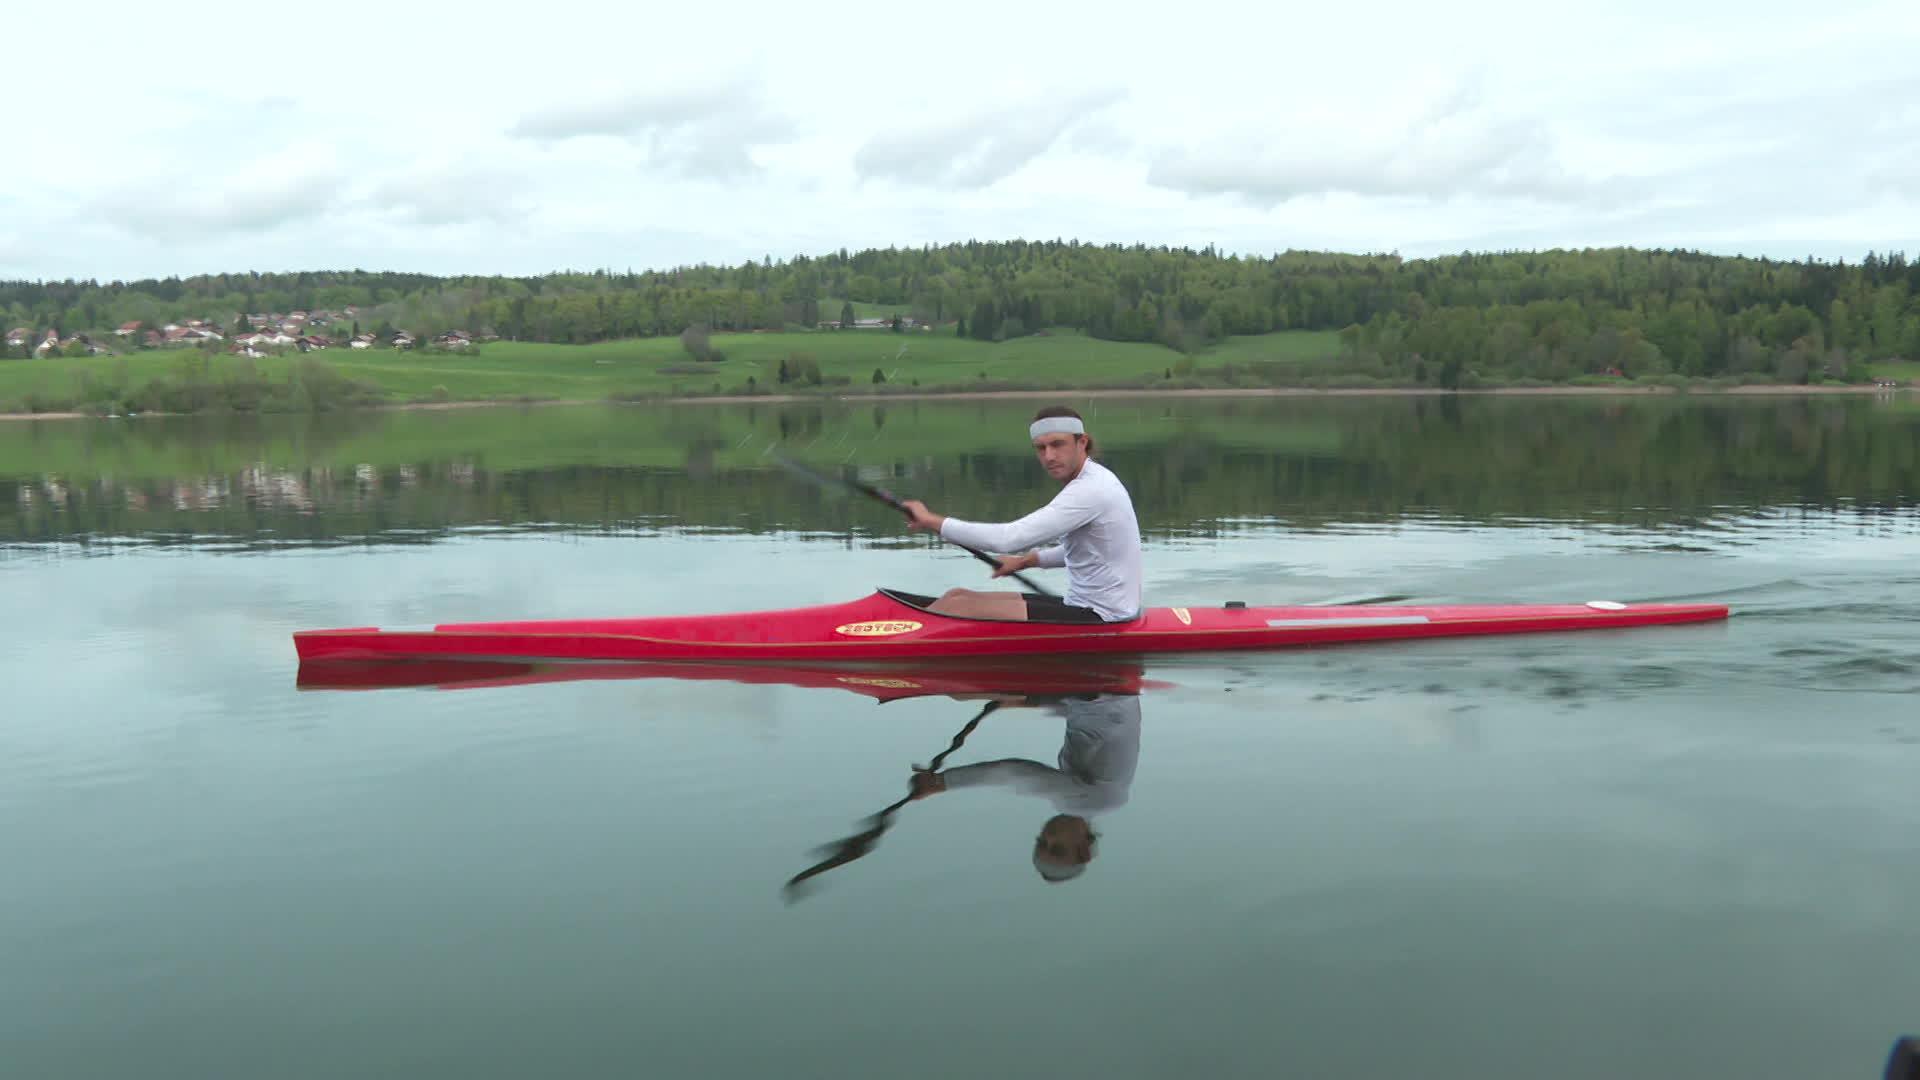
[936, 485, 1102, 554]
[936, 759, 1077, 799]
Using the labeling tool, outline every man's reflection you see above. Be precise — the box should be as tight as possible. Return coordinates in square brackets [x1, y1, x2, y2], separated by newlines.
[907, 689, 1141, 883]
[783, 681, 1145, 899]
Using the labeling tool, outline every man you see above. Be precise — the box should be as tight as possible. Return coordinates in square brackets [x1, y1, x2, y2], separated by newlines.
[900, 405, 1143, 623]
[908, 689, 1143, 884]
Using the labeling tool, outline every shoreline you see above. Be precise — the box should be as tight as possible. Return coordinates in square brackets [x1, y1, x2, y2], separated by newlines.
[0, 381, 1908, 422]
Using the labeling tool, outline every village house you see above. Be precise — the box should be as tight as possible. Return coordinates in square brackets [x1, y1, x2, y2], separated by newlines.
[350, 333, 375, 349]
[35, 330, 59, 356]
[162, 326, 223, 345]
[817, 316, 922, 331]
[296, 335, 331, 352]
[5, 327, 30, 348]
[115, 321, 142, 337]
[391, 331, 415, 349]
[434, 330, 474, 348]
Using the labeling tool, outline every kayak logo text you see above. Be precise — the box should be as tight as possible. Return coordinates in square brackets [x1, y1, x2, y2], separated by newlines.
[833, 620, 925, 637]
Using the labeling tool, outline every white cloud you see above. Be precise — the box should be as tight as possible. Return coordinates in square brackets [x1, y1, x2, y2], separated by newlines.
[94, 151, 351, 242]
[854, 87, 1127, 189]
[1145, 84, 1618, 208]
[510, 82, 796, 179]
[362, 155, 538, 227]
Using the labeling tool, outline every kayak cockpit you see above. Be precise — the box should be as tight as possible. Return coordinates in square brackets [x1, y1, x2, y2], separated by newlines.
[875, 587, 1127, 626]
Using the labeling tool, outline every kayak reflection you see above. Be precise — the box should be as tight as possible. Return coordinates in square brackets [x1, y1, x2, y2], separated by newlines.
[294, 655, 1163, 702]
[295, 654, 1163, 899]
[782, 677, 1146, 901]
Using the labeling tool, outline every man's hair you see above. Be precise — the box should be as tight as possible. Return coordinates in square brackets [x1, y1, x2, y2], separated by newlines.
[1032, 404, 1095, 456]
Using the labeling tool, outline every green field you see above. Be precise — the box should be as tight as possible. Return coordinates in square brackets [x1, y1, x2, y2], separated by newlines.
[1867, 359, 1920, 383]
[821, 298, 911, 322]
[0, 328, 1343, 413]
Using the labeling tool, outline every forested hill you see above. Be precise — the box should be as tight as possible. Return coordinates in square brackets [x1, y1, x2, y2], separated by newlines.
[4, 242, 1918, 382]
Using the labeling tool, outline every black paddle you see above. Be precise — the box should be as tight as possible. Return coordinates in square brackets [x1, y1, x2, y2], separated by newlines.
[781, 700, 999, 902]
[770, 451, 1058, 597]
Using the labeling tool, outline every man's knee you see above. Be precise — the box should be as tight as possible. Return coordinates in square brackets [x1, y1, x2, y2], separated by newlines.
[929, 588, 1026, 621]
[931, 588, 972, 612]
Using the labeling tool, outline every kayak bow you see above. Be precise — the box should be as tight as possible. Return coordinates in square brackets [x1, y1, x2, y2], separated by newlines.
[292, 588, 1728, 664]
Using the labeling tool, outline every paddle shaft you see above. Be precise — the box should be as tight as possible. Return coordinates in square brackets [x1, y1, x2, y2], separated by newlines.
[775, 454, 1058, 598]
[851, 477, 1057, 596]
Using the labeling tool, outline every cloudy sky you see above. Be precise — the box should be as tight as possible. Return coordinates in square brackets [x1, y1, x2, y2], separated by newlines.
[5, 0, 1917, 281]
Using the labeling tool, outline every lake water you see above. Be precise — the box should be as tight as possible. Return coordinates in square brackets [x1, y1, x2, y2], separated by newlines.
[3, 395, 1918, 1080]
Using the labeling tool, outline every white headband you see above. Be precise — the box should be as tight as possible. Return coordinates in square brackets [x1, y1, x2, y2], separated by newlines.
[1030, 416, 1085, 440]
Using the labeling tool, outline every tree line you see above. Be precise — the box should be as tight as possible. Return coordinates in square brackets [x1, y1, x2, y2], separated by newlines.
[4, 242, 1917, 382]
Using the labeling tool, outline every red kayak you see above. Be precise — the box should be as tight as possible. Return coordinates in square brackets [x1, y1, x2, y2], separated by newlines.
[292, 587, 1728, 664]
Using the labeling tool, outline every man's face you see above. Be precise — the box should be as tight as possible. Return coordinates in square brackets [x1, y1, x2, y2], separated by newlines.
[1032, 433, 1086, 481]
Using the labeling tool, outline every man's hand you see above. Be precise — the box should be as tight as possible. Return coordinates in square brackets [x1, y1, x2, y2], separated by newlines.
[992, 552, 1039, 578]
[908, 769, 947, 800]
[899, 499, 945, 533]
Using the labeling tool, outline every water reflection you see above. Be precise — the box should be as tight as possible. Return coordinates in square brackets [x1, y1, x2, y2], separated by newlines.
[294, 654, 1159, 900]
[919, 689, 1142, 885]
[786, 680, 1147, 899]
[7, 397, 1920, 550]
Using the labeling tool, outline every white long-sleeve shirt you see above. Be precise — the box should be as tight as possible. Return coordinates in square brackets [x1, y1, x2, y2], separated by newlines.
[938, 459, 1143, 621]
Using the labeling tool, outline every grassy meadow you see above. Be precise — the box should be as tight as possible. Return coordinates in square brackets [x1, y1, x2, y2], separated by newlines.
[1867, 359, 1920, 383]
[0, 328, 1344, 414]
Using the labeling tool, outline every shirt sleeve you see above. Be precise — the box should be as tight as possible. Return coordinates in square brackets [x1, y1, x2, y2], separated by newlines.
[939, 480, 1104, 554]
[940, 759, 1080, 800]
[1034, 544, 1067, 568]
